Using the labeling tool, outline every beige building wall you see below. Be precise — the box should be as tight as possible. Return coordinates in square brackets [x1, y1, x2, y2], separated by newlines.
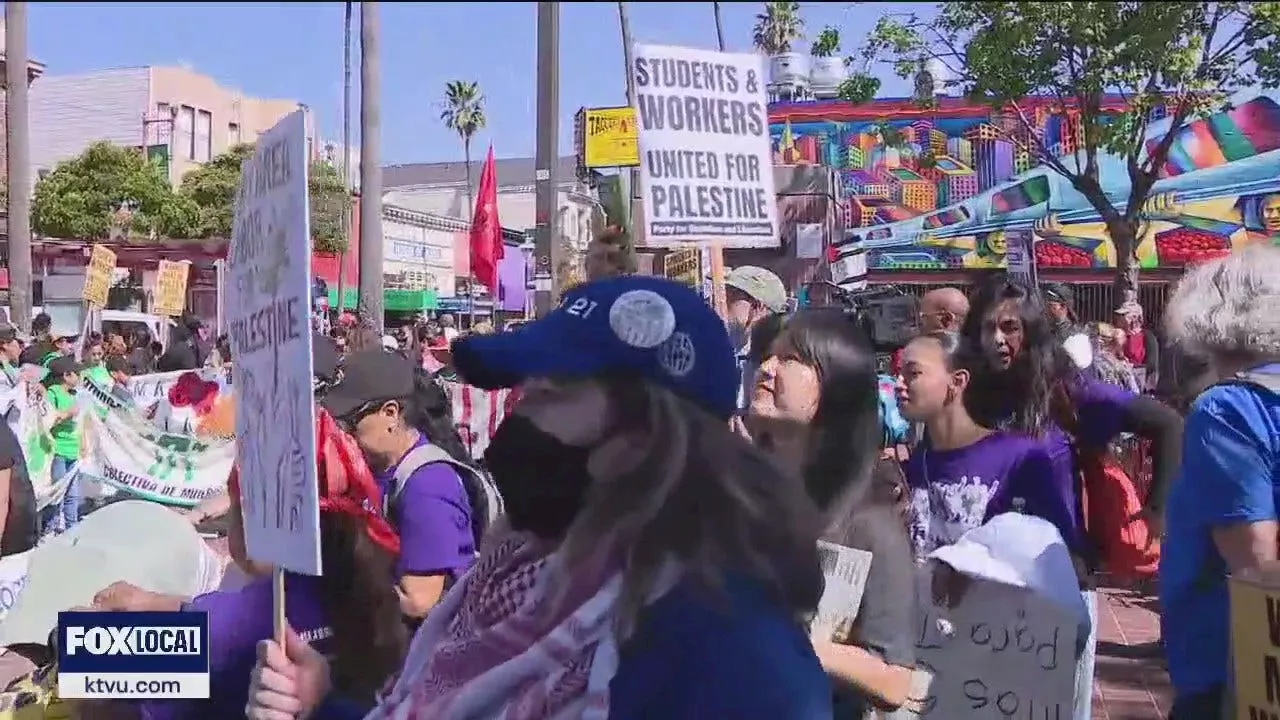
[146, 66, 315, 183]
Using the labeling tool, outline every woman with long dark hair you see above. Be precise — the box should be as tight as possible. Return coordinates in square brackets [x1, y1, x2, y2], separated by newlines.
[959, 276, 1183, 720]
[246, 276, 833, 719]
[747, 308, 917, 716]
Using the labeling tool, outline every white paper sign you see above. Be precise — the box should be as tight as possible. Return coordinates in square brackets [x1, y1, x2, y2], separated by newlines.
[631, 44, 779, 248]
[813, 541, 873, 641]
[226, 110, 322, 576]
[795, 223, 824, 259]
[901, 577, 1078, 719]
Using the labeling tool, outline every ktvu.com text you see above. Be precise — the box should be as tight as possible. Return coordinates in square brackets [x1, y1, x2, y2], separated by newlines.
[57, 611, 211, 700]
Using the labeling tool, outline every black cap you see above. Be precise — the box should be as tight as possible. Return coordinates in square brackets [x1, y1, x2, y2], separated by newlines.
[313, 333, 341, 384]
[0, 323, 20, 343]
[47, 355, 86, 377]
[320, 349, 415, 418]
[1043, 283, 1074, 307]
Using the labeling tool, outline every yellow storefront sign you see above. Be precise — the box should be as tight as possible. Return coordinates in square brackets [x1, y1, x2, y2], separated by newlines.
[582, 107, 639, 168]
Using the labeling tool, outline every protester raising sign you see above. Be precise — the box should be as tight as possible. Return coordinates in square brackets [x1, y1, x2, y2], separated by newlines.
[631, 44, 779, 248]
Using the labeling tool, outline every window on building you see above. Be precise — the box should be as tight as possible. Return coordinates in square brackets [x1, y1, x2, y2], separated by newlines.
[194, 110, 212, 163]
[176, 105, 195, 160]
[228, 122, 241, 146]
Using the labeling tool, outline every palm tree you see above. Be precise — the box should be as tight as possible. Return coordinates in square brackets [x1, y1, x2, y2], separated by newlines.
[440, 80, 487, 212]
[752, 1, 803, 55]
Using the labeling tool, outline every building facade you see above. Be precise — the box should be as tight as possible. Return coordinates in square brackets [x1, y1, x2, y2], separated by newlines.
[382, 155, 599, 288]
[32, 65, 315, 185]
[770, 92, 1280, 271]
[382, 204, 458, 299]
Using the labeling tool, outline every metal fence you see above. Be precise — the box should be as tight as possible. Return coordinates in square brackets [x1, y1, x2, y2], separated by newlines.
[880, 278, 1174, 327]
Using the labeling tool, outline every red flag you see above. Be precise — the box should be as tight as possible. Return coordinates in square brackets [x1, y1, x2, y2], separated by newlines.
[469, 146, 504, 294]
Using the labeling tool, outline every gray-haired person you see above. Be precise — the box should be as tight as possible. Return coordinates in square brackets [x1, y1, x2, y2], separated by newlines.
[1160, 243, 1280, 720]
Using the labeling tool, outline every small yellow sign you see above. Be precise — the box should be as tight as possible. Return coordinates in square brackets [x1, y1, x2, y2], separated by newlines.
[153, 260, 191, 317]
[663, 247, 701, 288]
[582, 107, 640, 168]
[1231, 567, 1280, 720]
[82, 245, 117, 308]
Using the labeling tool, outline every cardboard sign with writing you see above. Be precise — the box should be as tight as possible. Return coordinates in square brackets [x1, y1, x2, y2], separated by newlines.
[153, 260, 192, 317]
[891, 574, 1078, 719]
[662, 247, 701, 288]
[82, 245, 117, 308]
[226, 110, 322, 576]
[1231, 567, 1280, 720]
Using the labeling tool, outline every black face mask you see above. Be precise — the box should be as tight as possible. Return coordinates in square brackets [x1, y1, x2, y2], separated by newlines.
[483, 413, 594, 541]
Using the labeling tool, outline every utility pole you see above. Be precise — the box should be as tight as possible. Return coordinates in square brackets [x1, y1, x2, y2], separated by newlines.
[713, 2, 726, 52]
[357, 1, 384, 330]
[336, 1, 352, 314]
[4, 1, 32, 330]
[532, 1, 559, 317]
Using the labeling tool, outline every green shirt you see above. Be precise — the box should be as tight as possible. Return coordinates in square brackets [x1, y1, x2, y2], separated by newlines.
[47, 385, 81, 459]
[85, 364, 111, 388]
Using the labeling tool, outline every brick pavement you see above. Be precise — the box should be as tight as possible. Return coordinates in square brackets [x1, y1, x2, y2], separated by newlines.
[1092, 585, 1171, 720]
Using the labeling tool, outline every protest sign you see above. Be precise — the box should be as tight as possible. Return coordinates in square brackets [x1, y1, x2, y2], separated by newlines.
[1230, 566, 1280, 720]
[631, 44, 778, 248]
[82, 245, 117, 308]
[901, 577, 1077, 719]
[662, 247, 701, 288]
[812, 541, 872, 642]
[153, 259, 192, 317]
[0, 551, 29, 623]
[226, 110, 322, 576]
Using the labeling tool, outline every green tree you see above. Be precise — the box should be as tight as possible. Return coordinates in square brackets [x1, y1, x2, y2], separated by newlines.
[32, 141, 199, 240]
[866, 2, 1280, 301]
[440, 80, 487, 213]
[752, 1, 804, 55]
[178, 143, 350, 253]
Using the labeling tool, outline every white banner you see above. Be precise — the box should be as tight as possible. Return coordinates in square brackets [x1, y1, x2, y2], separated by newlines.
[77, 378, 233, 507]
[0, 551, 29, 623]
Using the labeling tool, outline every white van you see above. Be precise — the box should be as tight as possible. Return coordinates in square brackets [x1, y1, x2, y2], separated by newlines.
[2, 305, 171, 351]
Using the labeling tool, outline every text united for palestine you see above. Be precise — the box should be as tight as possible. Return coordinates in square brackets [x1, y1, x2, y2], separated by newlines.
[633, 53, 774, 239]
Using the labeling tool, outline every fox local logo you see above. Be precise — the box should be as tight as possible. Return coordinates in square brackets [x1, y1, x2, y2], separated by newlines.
[65, 625, 202, 656]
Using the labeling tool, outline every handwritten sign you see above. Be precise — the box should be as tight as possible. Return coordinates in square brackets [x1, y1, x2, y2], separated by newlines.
[813, 541, 872, 642]
[1005, 229, 1039, 288]
[153, 259, 192, 316]
[0, 550, 30, 622]
[902, 576, 1077, 719]
[1231, 567, 1280, 720]
[662, 247, 701, 288]
[631, 44, 778, 248]
[226, 110, 322, 576]
[82, 244, 117, 308]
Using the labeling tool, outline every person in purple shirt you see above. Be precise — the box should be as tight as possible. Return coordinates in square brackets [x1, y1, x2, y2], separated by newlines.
[88, 407, 408, 719]
[897, 331, 1069, 557]
[322, 348, 476, 619]
[957, 277, 1183, 720]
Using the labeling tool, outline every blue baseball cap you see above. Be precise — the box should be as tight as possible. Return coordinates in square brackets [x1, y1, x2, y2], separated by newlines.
[452, 275, 738, 419]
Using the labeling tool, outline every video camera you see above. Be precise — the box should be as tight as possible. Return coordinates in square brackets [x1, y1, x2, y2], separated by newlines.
[798, 281, 920, 370]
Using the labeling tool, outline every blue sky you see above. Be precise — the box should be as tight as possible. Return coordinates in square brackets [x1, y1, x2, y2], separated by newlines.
[29, 2, 925, 164]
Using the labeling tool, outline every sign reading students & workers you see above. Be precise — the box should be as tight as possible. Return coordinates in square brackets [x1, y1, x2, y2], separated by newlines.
[631, 44, 779, 248]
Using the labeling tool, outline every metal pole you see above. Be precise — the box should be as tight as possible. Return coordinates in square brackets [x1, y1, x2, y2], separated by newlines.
[358, 1, 384, 330]
[713, 1, 726, 52]
[336, 1, 353, 315]
[5, 1, 32, 330]
[533, 1, 560, 318]
[618, 2, 643, 251]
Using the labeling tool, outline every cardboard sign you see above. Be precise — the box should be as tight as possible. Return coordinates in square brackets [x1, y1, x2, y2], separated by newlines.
[82, 245, 117, 308]
[1231, 566, 1280, 720]
[153, 260, 192, 317]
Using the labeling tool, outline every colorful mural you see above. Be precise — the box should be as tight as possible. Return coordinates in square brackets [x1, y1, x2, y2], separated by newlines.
[768, 93, 1280, 271]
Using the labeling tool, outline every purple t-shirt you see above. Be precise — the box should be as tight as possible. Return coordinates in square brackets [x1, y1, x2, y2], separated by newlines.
[905, 431, 1071, 556]
[138, 574, 330, 720]
[376, 438, 476, 580]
